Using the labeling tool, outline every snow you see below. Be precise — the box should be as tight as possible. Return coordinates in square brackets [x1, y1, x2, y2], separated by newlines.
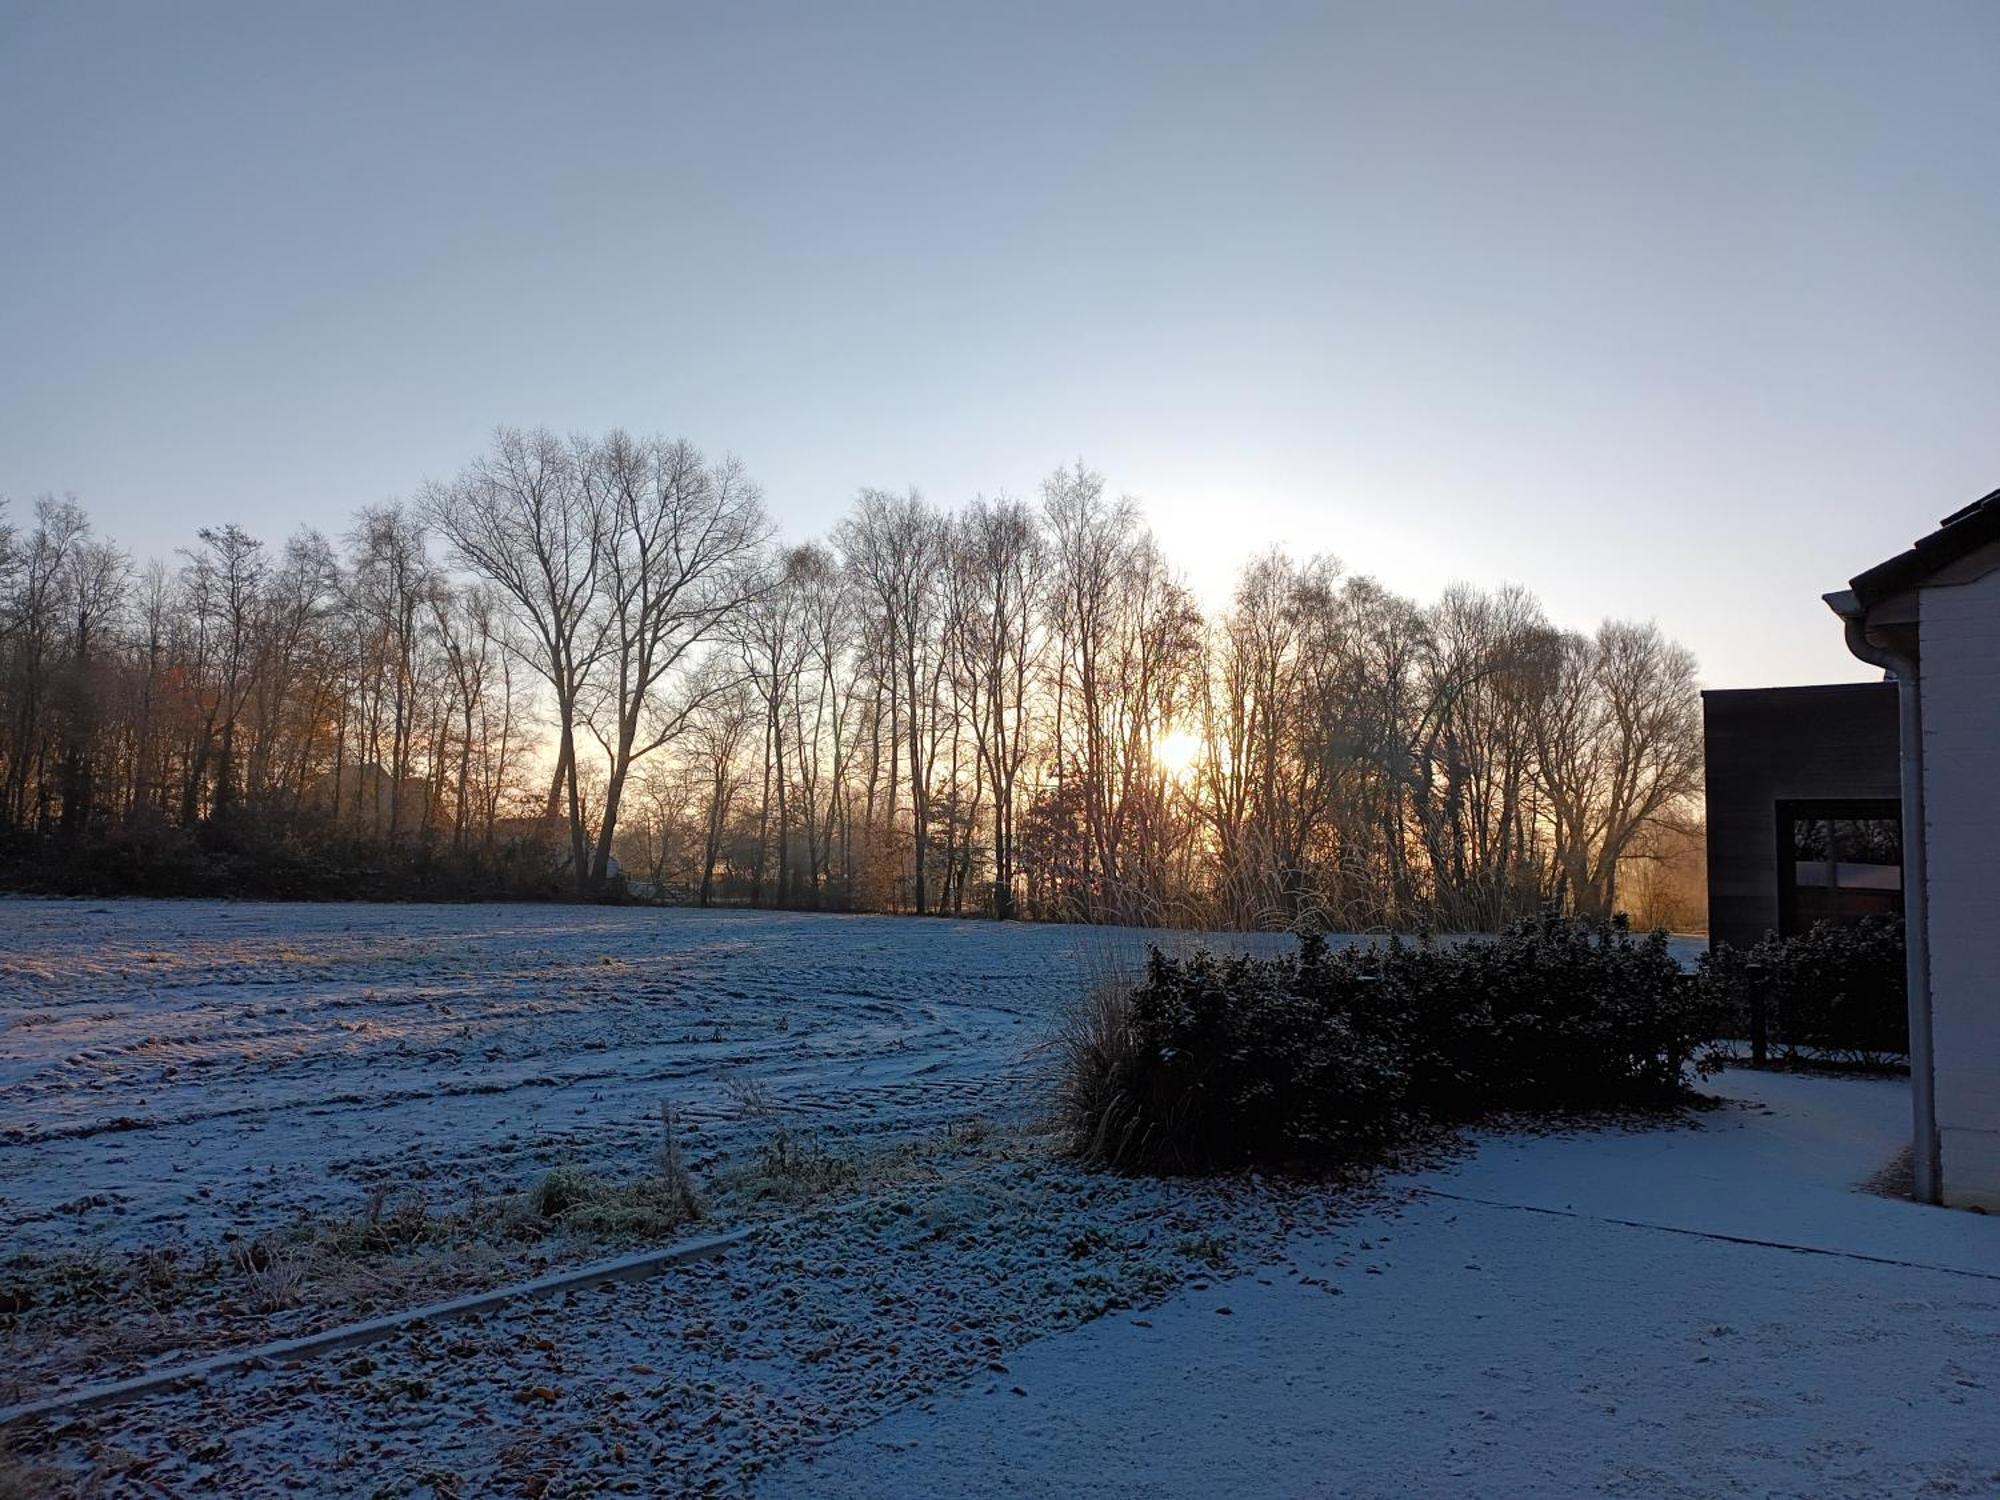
[0, 900, 1292, 1260]
[1430, 1068, 1995, 1279]
[773, 1069, 2000, 1500]
[2, 899, 1689, 1261]
[12, 898, 1942, 1498]
[1, 898, 1325, 1421]
[11, 1118, 1376, 1495]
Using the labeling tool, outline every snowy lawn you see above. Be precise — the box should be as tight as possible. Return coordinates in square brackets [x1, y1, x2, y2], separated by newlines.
[2, 899, 1201, 1258]
[6, 901, 1692, 1265]
[2, 899, 1339, 1411]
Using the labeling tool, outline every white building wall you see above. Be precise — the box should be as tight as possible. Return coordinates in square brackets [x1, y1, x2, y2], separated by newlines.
[1921, 562, 2000, 1208]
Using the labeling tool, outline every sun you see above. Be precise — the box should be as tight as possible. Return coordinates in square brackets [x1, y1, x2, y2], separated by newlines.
[1152, 728, 1203, 782]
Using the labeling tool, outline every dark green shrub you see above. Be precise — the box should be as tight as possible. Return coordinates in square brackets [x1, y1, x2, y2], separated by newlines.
[1419, 912, 1715, 1112]
[1700, 917, 1906, 1066]
[1063, 912, 1724, 1173]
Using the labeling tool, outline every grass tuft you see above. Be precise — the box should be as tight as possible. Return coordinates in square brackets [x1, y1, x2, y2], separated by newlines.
[520, 1105, 703, 1237]
[234, 1241, 307, 1312]
[740, 1128, 857, 1204]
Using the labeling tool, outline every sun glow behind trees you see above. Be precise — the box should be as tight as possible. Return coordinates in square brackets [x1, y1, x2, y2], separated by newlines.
[0, 436, 1702, 928]
[1152, 729, 1204, 784]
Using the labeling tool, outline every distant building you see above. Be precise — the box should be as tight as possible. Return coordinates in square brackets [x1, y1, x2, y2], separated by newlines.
[1822, 488, 2000, 1210]
[1702, 683, 1903, 953]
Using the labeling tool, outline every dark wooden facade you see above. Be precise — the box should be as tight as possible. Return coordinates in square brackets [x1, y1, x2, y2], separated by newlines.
[1702, 683, 1901, 951]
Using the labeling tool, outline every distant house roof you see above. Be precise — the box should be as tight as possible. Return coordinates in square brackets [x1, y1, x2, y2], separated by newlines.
[1849, 487, 2000, 607]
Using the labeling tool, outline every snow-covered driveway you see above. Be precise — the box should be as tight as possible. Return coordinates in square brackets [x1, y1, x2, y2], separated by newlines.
[772, 1071, 2000, 1500]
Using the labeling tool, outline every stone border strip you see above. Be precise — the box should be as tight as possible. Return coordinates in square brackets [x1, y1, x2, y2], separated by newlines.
[0, 1223, 755, 1429]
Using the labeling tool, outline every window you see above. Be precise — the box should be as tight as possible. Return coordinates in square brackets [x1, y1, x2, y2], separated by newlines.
[1776, 799, 1902, 935]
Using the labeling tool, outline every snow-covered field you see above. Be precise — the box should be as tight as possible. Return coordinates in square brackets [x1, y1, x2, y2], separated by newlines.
[0, 898, 1354, 1491]
[6, 900, 1694, 1264]
[0, 900, 1307, 1263]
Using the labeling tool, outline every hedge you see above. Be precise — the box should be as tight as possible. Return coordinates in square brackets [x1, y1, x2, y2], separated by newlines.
[1062, 912, 1724, 1173]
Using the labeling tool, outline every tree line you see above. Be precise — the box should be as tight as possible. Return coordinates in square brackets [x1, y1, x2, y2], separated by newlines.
[0, 429, 1704, 926]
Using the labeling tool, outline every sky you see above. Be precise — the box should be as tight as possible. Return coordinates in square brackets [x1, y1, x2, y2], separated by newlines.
[2, 0, 1996, 689]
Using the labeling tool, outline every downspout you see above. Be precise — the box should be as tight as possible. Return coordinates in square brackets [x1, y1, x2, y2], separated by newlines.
[1827, 591, 1939, 1204]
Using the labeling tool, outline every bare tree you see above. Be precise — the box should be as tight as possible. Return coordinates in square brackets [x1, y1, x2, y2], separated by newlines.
[735, 545, 814, 904]
[785, 542, 855, 902]
[1532, 620, 1702, 916]
[178, 522, 269, 828]
[1042, 464, 1202, 922]
[684, 662, 756, 906]
[422, 427, 607, 887]
[583, 432, 768, 888]
[0, 460, 1709, 929]
[836, 488, 944, 911]
[347, 504, 435, 837]
[950, 497, 1044, 917]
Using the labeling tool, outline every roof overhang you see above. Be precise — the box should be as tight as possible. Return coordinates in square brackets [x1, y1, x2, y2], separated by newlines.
[1848, 487, 2000, 610]
[1828, 486, 2000, 666]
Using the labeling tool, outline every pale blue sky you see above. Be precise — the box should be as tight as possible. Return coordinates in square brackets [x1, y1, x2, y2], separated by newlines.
[3, 0, 1995, 687]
